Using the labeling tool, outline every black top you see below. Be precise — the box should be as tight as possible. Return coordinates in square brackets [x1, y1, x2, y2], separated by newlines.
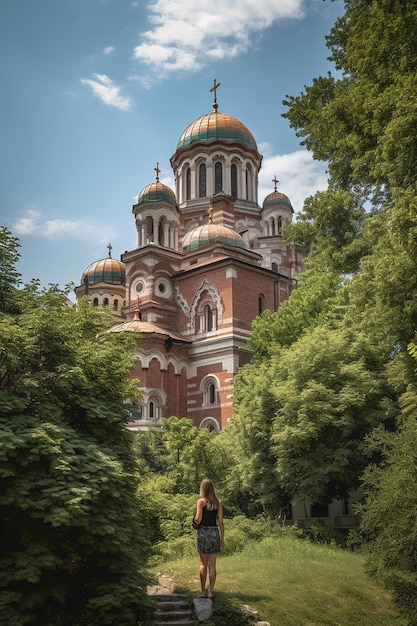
[201, 506, 218, 527]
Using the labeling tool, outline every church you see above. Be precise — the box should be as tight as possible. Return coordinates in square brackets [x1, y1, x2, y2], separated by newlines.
[75, 81, 307, 432]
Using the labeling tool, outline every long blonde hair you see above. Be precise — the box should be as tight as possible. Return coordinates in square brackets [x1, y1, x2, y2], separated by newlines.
[200, 478, 220, 511]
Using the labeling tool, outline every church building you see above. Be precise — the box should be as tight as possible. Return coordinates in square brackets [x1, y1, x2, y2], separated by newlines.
[75, 81, 306, 432]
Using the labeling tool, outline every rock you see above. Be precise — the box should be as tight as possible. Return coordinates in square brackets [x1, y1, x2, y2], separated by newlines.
[193, 597, 213, 621]
[256, 622, 270, 626]
[157, 574, 175, 593]
[242, 604, 259, 617]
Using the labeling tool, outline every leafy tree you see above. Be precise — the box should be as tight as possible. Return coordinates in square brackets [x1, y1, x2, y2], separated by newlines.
[223, 360, 289, 517]
[249, 269, 343, 357]
[159, 416, 231, 494]
[276, 2, 417, 620]
[360, 381, 417, 625]
[270, 325, 396, 504]
[0, 263, 153, 624]
[0, 226, 21, 313]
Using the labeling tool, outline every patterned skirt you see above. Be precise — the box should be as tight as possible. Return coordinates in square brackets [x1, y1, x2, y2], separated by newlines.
[196, 526, 221, 554]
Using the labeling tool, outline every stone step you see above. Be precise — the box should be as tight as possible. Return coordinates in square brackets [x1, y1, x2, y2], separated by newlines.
[152, 592, 194, 625]
[156, 608, 193, 619]
[155, 621, 194, 626]
[157, 601, 190, 610]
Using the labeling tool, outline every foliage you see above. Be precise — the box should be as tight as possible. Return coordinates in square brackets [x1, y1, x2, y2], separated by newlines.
[277, 3, 417, 621]
[270, 325, 396, 503]
[249, 269, 343, 356]
[282, 189, 368, 274]
[223, 360, 288, 517]
[0, 226, 21, 313]
[0, 254, 153, 625]
[359, 358, 417, 625]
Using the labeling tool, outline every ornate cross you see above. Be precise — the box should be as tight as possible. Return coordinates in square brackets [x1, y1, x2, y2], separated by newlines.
[210, 78, 221, 111]
[272, 175, 279, 191]
[154, 162, 161, 181]
[107, 242, 112, 257]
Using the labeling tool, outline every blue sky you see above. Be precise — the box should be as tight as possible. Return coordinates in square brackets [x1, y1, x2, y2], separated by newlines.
[0, 0, 343, 294]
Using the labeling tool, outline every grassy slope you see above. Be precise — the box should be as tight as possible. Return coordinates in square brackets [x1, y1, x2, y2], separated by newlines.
[152, 535, 406, 626]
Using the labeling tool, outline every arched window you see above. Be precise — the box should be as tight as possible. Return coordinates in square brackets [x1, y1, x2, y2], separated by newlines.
[186, 167, 191, 200]
[246, 165, 253, 201]
[231, 164, 238, 198]
[208, 382, 216, 404]
[103, 297, 109, 306]
[199, 163, 206, 197]
[114, 299, 118, 310]
[258, 294, 264, 314]
[149, 400, 155, 420]
[271, 262, 278, 273]
[146, 215, 153, 243]
[93, 297, 99, 307]
[278, 216, 282, 233]
[215, 162, 223, 194]
[204, 304, 213, 332]
[201, 377, 219, 407]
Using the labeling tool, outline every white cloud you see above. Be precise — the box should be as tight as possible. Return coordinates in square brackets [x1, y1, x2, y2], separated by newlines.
[80, 73, 132, 110]
[258, 146, 328, 213]
[133, 0, 305, 79]
[13, 209, 117, 245]
[103, 45, 115, 55]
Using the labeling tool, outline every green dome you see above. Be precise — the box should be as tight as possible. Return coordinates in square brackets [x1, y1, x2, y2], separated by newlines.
[82, 257, 126, 285]
[138, 180, 176, 205]
[262, 190, 293, 212]
[182, 223, 248, 252]
[177, 112, 258, 152]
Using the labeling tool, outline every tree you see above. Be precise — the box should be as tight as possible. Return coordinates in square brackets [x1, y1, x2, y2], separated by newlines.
[0, 259, 153, 625]
[360, 381, 417, 625]
[277, 2, 417, 619]
[249, 269, 343, 357]
[0, 226, 21, 313]
[224, 360, 289, 517]
[270, 325, 396, 504]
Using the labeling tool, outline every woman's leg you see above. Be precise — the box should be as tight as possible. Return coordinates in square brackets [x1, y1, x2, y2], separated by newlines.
[199, 553, 208, 596]
[207, 553, 218, 597]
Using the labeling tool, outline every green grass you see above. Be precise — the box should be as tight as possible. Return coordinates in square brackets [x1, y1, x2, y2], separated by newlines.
[151, 534, 407, 626]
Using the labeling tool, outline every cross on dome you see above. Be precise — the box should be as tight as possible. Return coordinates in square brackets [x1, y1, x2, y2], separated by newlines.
[210, 78, 221, 112]
[272, 175, 279, 191]
[107, 242, 113, 258]
[154, 162, 161, 181]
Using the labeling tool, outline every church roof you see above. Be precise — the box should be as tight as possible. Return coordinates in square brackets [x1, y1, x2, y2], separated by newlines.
[262, 189, 293, 211]
[107, 318, 190, 342]
[82, 252, 126, 285]
[176, 111, 258, 152]
[138, 180, 176, 205]
[182, 222, 248, 252]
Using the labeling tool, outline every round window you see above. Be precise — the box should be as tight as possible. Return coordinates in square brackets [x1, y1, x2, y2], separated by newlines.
[155, 278, 171, 297]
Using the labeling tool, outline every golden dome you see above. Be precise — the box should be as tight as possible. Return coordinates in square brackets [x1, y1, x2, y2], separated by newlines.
[82, 256, 126, 285]
[138, 180, 176, 205]
[176, 112, 258, 152]
[182, 223, 248, 252]
[263, 190, 293, 212]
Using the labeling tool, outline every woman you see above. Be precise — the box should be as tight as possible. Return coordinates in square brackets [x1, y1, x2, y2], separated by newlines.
[193, 478, 224, 599]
